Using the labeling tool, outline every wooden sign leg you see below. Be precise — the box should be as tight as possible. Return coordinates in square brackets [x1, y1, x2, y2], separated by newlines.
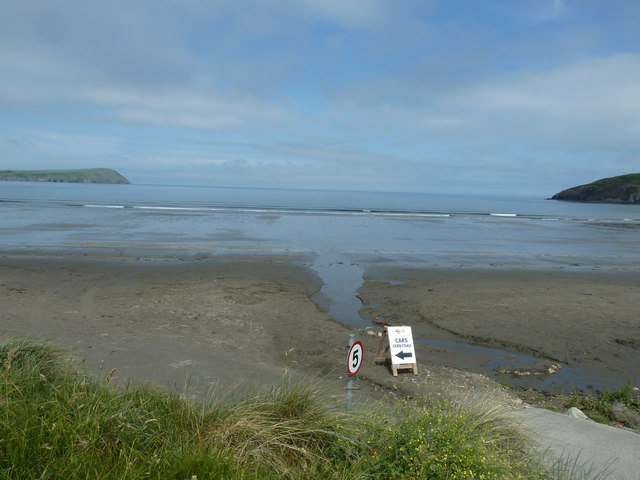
[374, 327, 389, 364]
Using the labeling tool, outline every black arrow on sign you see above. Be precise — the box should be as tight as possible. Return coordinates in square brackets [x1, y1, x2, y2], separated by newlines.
[395, 350, 413, 361]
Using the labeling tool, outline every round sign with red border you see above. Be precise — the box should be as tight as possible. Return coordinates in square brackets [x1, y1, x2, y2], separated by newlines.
[346, 341, 364, 377]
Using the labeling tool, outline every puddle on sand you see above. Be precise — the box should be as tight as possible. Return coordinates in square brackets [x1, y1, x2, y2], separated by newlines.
[377, 278, 408, 285]
[418, 338, 602, 393]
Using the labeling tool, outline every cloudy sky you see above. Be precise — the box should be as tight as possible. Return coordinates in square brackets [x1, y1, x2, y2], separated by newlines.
[1, 0, 639, 195]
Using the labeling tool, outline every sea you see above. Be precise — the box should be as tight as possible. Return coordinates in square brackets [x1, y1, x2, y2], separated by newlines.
[2, 181, 639, 390]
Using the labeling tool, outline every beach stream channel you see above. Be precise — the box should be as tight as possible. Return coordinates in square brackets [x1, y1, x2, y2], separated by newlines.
[310, 257, 603, 394]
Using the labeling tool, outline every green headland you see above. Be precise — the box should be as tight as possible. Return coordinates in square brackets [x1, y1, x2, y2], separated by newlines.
[0, 168, 130, 184]
[551, 173, 640, 204]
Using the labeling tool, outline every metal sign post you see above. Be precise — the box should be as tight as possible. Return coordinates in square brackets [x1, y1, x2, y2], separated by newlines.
[345, 333, 363, 410]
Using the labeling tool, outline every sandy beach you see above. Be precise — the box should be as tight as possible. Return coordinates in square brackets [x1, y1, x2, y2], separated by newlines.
[359, 267, 640, 392]
[1, 253, 639, 406]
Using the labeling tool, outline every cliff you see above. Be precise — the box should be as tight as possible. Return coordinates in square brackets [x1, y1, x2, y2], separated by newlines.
[551, 173, 640, 204]
[0, 168, 130, 184]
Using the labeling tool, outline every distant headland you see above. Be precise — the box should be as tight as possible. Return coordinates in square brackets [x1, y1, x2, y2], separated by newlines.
[551, 173, 640, 204]
[0, 168, 130, 185]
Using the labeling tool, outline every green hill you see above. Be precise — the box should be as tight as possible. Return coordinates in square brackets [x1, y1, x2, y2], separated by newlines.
[551, 173, 640, 204]
[0, 168, 130, 184]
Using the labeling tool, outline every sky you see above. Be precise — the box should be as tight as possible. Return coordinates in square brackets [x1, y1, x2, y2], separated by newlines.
[1, 0, 639, 196]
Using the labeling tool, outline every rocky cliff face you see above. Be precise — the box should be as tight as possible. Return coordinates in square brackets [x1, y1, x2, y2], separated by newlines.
[551, 174, 640, 204]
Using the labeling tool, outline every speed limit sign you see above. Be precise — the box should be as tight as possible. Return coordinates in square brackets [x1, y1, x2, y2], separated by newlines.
[346, 341, 364, 377]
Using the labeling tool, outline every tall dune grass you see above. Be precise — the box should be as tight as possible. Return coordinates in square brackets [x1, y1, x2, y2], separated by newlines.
[0, 339, 588, 479]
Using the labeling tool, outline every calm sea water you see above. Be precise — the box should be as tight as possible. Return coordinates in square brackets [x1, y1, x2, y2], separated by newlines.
[2, 181, 639, 391]
[2, 181, 639, 265]
[3, 181, 639, 322]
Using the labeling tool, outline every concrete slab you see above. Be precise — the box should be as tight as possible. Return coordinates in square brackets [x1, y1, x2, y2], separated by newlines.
[512, 408, 640, 480]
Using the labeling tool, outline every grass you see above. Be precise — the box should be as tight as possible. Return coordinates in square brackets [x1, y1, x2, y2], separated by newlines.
[360, 394, 540, 480]
[566, 379, 640, 427]
[591, 173, 640, 187]
[0, 339, 593, 479]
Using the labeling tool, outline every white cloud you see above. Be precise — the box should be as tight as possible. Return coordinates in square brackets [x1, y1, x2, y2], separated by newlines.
[11, 130, 119, 156]
[337, 53, 640, 151]
[80, 86, 285, 131]
[460, 54, 640, 120]
[439, 53, 640, 153]
[537, 0, 569, 22]
[267, 142, 402, 167]
[295, 0, 391, 28]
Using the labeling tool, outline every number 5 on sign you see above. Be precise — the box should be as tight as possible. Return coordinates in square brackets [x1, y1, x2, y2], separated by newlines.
[347, 341, 363, 376]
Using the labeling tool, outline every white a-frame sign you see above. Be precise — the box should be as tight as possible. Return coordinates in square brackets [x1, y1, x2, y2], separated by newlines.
[375, 325, 418, 376]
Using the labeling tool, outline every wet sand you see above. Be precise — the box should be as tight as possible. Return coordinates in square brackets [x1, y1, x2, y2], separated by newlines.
[0, 255, 348, 396]
[359, 267, 640, 392]
[1, 253, 638, 405]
